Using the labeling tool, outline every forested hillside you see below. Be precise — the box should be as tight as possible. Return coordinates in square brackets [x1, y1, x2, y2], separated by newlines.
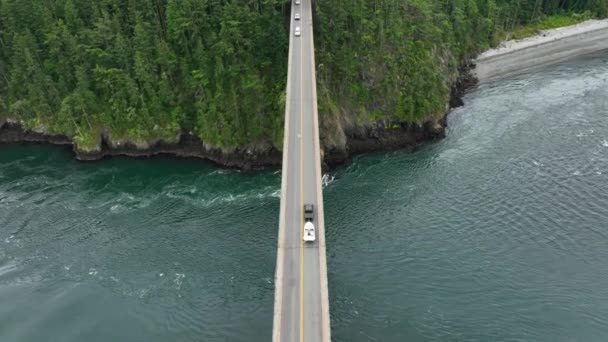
[0, 0, 606, 163]
[314, 0, 608, 152]
[0, 0, 288, 153]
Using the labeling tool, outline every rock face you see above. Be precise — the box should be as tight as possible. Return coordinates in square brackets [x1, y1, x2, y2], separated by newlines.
[78, 132, 281, 169]
[321, 64, 475, 168]
[0, 121, 281, 170]
[0, 121, 72, 146]
[323, 117, 447, 168]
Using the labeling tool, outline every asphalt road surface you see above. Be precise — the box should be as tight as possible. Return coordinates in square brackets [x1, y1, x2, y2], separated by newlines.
[272, 0, 330, 341]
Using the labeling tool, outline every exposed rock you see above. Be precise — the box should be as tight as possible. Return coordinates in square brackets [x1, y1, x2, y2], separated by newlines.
[321, 62, 475, 170]
[0, 121, 281, 170]
[450, 62, 478, 108]
[323, 117, 446, 169]
[0, 121, 71, 145]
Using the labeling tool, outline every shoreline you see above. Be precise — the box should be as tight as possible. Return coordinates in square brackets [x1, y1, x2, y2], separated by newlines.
[2, 20, 605, 169]
[474, 19, 608, 81]
[0, 121, 282, 170]
[0, 116, 448, 171]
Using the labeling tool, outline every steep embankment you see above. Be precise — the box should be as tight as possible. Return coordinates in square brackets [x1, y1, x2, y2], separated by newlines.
[314, 0, 480, 166]
[1, 0, 607, 168]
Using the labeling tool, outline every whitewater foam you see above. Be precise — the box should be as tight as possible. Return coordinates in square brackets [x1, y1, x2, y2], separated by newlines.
[0, 261, 18, 277]
[322, 174, 336, 188]
[174, 273, 185, 290]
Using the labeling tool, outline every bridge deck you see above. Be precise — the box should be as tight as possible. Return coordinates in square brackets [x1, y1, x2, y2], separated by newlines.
[272, 0, 330, 341]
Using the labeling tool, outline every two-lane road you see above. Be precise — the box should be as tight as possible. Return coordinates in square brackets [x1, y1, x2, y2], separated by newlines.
[273, 0, 330, 341]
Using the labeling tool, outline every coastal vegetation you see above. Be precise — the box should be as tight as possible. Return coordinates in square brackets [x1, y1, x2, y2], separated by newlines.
[509, 11, 594, 39]
[314, 0, 608, 148]
[0, 0, 289, 152]
[0, 0, 606, 156]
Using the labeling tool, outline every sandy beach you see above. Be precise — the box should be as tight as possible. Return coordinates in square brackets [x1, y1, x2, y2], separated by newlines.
[474, 19, 608, 81]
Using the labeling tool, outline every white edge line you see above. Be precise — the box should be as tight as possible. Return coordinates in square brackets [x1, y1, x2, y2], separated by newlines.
[308, 2, 332, 340]
[272, 3, 295, 341]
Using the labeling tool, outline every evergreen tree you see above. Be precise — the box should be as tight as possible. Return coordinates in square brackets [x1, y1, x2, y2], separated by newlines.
[0, 0, 604, 152]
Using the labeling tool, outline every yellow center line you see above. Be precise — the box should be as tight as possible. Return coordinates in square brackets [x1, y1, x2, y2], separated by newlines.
[299, 8, 305, 342]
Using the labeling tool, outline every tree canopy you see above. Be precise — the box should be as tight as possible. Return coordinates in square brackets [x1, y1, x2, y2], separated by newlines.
[0, 0, 288, 151]
[0, 0, 605, 152]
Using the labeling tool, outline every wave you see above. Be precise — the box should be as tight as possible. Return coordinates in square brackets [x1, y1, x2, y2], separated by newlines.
[0, 261, 18, 277]
[61, 181, 281, 215]
[164, 184, 280, 209]
[208, 169, 241, 176]
[322, 173, 336, 188]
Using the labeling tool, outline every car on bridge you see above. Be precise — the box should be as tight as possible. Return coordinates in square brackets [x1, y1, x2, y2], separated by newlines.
[303, 221, 315, 242]
[295, 13, 300, 20]
[304, 203, 314, 221]
[295, 26, 301, 37]
[295, 0, 300, 4]
[303, 204, 315, 242]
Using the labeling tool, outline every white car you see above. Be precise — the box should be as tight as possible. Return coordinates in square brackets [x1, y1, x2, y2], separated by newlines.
[303, 221, 315, 242]
[295, 13, 300, 20]
[295, 0, 300, 4]
[295, 27, 301, 37]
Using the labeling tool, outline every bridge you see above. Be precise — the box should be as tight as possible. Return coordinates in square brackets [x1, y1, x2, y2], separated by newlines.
[272, 0, 331, 341]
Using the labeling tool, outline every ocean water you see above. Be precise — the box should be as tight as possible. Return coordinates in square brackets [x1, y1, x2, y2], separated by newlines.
[1, 51, 608, 341]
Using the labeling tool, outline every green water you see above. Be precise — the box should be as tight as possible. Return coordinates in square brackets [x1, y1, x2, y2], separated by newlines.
[2, 52, 608, 341]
